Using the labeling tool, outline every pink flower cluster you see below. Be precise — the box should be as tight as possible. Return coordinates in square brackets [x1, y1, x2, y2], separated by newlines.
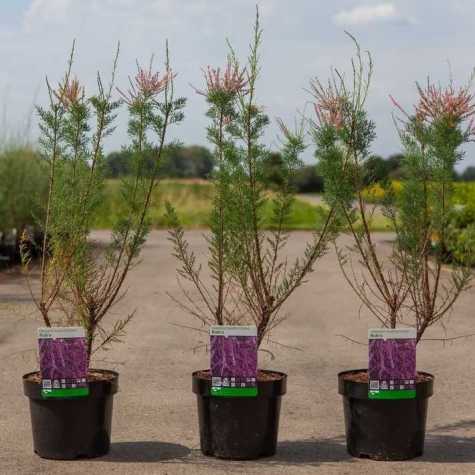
[118, 65, 174, 105]
[195, 62, 247, 97]
[416, 81, 475, 125]
[54, 77, 84, 107]
[311, 80, 345, 130]
[276, 117, 291, 140]
[390, 80, 475, 132]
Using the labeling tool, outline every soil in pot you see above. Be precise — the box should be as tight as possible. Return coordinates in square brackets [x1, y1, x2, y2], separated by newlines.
[23, 369, 119, 460]
[338, 369, 434, 461]
[193, 369, 287, 460]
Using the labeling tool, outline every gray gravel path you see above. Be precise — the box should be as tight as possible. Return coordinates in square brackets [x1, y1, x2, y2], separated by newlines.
[1, 230, 475, 474]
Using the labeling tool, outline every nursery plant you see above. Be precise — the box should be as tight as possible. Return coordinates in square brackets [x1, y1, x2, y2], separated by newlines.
[312, 37, 474, 460]
[166, 10, 334, 460]
[21, 42, 185, 460]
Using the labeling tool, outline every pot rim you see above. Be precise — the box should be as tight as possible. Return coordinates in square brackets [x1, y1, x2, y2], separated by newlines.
[23, 368, 119, 400]
[192, 369, 287, 397]
[338, 368, 434, 400]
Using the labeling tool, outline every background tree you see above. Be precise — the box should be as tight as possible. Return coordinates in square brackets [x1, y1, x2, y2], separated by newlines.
[291, 164, 325, 193]
[386, 153, 404, 179]
[0, 147, 47, 261]
[162, 144, 214, 178]
[363, 154, 388, 185]
[460, 166, 475, 181]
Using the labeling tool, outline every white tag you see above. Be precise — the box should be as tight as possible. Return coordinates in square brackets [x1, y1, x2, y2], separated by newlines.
[38, 327, 86, 340]
[210, 325, 257, 337]
[368, 328, 416, 341]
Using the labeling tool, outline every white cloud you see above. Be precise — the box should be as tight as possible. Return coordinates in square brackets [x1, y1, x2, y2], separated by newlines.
[333, 3, 409, 27]
[23, 0, 74, 32]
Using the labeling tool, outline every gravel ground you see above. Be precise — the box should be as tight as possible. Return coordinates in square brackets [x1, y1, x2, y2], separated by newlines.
[1, 230, 475, 474]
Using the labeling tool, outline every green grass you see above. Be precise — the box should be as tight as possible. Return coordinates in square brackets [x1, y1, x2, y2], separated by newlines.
[357, 212, 392, 232]
[453, 181, 475, 206]
[94, 179, 328, 230]
[98, 178, 461, 232]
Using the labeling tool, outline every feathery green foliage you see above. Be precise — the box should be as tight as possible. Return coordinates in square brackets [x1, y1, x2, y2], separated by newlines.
[167, 9, 334, 347]
[312, 36, 473, 342]
[22, 42, 185, 360]
[390, 82, 474, 339]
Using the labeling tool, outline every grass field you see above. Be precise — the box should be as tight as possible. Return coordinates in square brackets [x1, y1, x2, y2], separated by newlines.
[95, 179, 475, 232]
[95, 179, 328, 231]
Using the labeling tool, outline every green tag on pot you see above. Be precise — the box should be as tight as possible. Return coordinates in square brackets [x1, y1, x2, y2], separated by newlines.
[38, 327, 89, 398]
[368, 328, 416, 400]
[210, 326, 258, 397]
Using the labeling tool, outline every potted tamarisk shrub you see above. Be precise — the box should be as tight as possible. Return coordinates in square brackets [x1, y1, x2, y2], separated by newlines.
[166, 10, 334, 460]
[21, 43, 185, 460]
[312, 38, 473, 460]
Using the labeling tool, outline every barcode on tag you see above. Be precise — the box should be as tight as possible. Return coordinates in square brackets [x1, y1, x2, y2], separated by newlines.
[369, 380, 379, 391]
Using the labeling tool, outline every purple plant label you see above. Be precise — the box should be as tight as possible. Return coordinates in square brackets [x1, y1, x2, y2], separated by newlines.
[368, 328, 416, 400]
[38, 327, 89, 398]
[210, 325, 258, 397]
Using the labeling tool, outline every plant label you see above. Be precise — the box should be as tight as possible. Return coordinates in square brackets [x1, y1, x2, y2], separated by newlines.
[210, 325, 258, 397]
[38, 327, 89, 398]
[368, 328, 416, 400]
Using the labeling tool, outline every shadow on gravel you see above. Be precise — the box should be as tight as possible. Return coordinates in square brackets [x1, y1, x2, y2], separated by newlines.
[263, 437, 351, 466]
[104, 441, 191, 463]
[158, 437, 352, 470]
[0, 294, 33, 303]
[421, 420, 475, 463]
[102, 430, 475, 466]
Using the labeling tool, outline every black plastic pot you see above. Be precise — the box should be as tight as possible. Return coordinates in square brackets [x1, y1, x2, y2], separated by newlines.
[192, 370, 287, 460]
[338, 369, 434, 461]
[23, 369, 119, 460]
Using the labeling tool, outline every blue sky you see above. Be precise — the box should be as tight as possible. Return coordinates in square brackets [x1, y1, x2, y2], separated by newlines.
[0, 1, 29, 26]
[1, 0, 474, 169]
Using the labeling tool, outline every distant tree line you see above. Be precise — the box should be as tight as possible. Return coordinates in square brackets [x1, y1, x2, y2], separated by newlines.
[459, 166, 475, 181]
[264, 152, 405, 193]
[103, 144, 475, 189]
[362, 154, 405, 183]
[2, 143, 474, 268]
[2, 144, 475, 264]
[361, 154, 475, 183]
[103, 144, 215, 179]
